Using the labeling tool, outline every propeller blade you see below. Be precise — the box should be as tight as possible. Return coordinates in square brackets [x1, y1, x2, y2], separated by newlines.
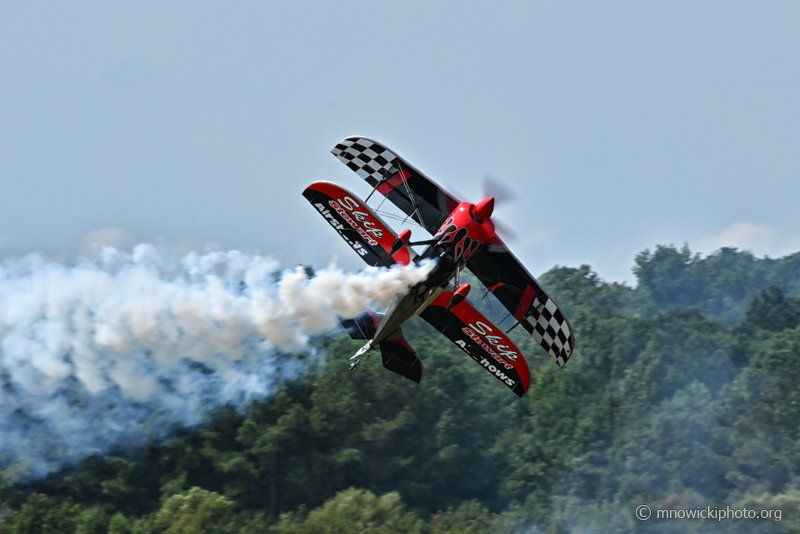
[491, 218, 517, 245]
[482, 174, 518, 207]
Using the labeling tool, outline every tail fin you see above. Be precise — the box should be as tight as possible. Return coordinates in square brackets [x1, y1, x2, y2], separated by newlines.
[380, 328, 424, 384]
[340, 311, 383, 340]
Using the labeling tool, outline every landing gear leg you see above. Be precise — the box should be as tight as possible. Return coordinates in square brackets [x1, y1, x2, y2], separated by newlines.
[349, 341, 372, 371]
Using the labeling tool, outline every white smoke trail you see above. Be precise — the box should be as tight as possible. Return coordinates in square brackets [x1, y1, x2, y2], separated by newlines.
[0, 244, 434, 481]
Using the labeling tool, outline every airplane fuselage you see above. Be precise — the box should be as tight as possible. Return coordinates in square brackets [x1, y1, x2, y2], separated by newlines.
[317, 135, 574, 392]
[367, 198, 497, 348]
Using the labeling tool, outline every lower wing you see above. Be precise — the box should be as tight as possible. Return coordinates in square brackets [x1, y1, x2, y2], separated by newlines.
[467, 242, 574, 368]
[420, 291, 531, 397]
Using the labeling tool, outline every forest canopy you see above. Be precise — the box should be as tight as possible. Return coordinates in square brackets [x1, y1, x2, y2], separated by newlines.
[2, 245, 800, 533]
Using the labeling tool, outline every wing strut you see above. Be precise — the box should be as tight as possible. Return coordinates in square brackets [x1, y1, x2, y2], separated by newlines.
[506, 316, 525, 333]
[396, 160, 427, 230]
[364, 176, 385, 203]
[505, 295, 544, 333]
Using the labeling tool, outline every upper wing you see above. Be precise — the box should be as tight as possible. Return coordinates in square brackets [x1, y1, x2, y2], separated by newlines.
[331, 136, 460, 234]
[303, 181, 413, 267]
[420, 291, 531, 397]
[467, 241, 575, 368]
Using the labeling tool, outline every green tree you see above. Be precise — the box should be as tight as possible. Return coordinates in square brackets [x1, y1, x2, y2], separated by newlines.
[633, 244, 701, 310]
[633, 245, 800, 324]
[537, 264, 635, 318]
[428, 500, 494, 534]
[153, 487, 234, 534]
[721, 326, 800, 496]
[8, 494, 78, 534]
[744, 285, 800, 332]
[613, 381, 724, 501]
[75, 506, 109, 534]
[271, 488, 420, 534]
[108, 513, 133, 534]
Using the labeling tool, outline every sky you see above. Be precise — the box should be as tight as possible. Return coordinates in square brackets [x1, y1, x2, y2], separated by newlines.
[1, 1, 798, 285]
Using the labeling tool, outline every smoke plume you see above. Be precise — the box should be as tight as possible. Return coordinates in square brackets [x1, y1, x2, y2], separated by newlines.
[0, 245, 433, 481]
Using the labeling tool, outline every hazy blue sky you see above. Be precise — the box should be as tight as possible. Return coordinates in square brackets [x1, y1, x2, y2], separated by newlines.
[1, 1, 798, 283]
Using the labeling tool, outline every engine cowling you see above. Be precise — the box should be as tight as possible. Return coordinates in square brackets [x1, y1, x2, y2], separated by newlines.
[433, 198, 496, 263]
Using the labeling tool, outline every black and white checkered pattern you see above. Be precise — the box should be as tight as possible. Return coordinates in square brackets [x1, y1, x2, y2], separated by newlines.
[526, 298, 573, 367]
[331, 137, 400, 184]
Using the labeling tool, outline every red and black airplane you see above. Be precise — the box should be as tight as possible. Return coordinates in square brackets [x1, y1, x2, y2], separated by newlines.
[303, 136, 574, 397]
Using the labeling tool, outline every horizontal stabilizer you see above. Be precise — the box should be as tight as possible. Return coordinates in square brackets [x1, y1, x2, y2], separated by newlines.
[380, 329, 424, 384]
[303, 181, 413, 267]
[340, 311, 383, 340]
[420, 291, 530, 397]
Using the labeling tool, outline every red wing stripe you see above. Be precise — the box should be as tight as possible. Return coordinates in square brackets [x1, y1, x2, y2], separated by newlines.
[387, 336, 414, 354]
[391, 247, 411, 266]
[482, 282, 506, 292]
[376, 170, 411, 195]
[514, 284, 536, 321]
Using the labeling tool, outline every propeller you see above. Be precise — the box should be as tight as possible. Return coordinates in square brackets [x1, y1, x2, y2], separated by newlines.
[447, 173, 519, 245]
[482, 174, 517, 208]
[490, 218, 517, 246]
[481, 174, 518, 245]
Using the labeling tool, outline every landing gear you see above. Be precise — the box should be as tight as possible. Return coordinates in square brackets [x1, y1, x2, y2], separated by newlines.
[349, 342, 372, 371]
[445, 263, 471, 311]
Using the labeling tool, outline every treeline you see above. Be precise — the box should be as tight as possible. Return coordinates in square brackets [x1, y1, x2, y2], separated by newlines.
[2, 245, 800, 533]
[542, 244, 800, 324]
[633, 245, 800, 323]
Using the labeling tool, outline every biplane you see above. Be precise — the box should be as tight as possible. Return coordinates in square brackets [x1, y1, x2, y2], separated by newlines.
[302, 136, 574, 397]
